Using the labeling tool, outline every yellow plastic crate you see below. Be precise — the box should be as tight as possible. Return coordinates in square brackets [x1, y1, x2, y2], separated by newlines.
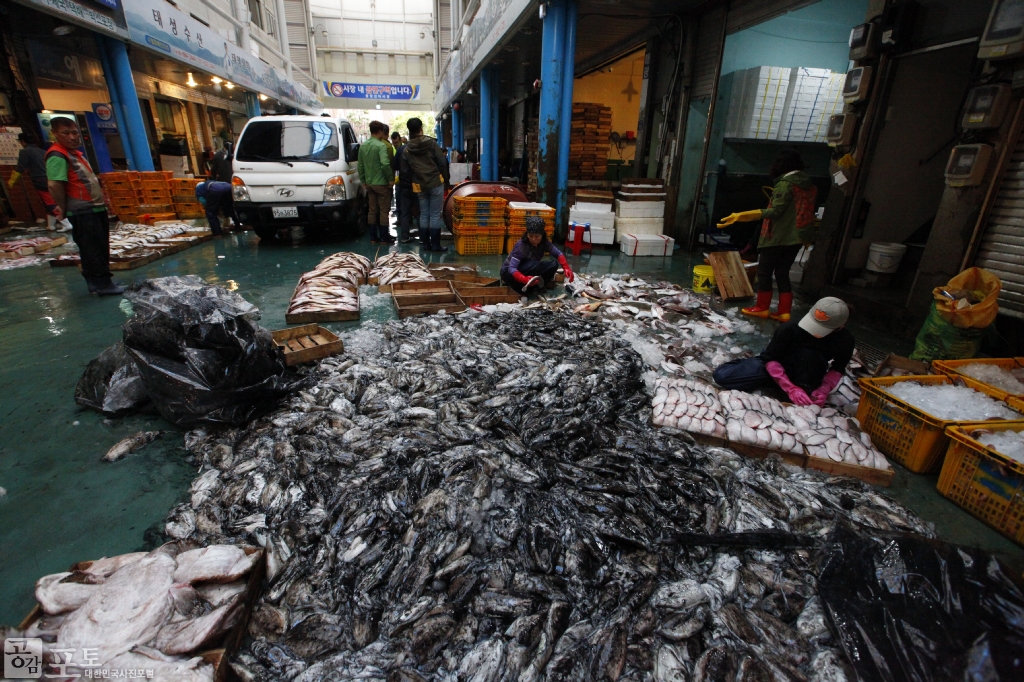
[932, 358, 1024, 401]
[455, 232, 504, 255]
[939, 423, 1024, 545]
[856, 375, 1023, 473]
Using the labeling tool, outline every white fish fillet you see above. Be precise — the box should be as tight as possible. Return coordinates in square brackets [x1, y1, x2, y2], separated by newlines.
[35, 573, 100, 615]
[172, 545, 259, 584]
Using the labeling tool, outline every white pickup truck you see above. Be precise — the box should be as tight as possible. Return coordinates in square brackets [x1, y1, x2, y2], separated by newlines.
[231, 115, 365, 241]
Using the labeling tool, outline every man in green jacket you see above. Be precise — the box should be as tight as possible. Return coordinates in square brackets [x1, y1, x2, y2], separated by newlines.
[717, 149, 817, 322]
[358, 120, 395, 244]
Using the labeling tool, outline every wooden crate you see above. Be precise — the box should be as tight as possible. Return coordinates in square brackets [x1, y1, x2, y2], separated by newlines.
[378, 278, 440, 294]
[684, 430, 893, 486]
[19, 545, 264, 682]
[392, 280, 466, 318]
[456, 285, 522, 306]
[285, 281, 360, 323]
[272, 324, 344, 365]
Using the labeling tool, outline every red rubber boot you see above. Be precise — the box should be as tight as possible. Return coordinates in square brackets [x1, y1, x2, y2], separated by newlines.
[770, 292, 793, 322]
[742, 290, 773, 318]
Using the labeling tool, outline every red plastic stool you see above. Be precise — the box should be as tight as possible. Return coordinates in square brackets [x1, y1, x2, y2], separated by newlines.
[565, 221, 593, 256]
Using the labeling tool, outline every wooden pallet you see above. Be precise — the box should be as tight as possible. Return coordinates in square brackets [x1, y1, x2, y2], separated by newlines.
[707, 251, 754, 301]
[392, 280, 466, 318]
[272, 324, 344, 365]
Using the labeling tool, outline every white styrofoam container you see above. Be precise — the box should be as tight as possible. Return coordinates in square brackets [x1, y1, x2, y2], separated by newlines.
[615, 217, 664, 242]
[615, 200, 665, 218]
[574, 201, 613, 213]
[568, 223, 614, 245]
[620, 233, 675, 256]
[569, 208, 615, 229]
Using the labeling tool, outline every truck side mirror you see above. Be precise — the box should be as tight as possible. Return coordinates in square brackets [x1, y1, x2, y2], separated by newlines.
[346, 142, 360, 163]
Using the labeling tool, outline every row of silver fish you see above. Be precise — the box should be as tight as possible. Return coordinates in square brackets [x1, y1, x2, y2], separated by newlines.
[158, 307, 932, 681]
[288, 252, 369, 314]
[370, 252, 435, 286]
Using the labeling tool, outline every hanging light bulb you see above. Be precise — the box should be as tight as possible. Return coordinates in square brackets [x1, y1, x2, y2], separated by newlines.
[186, 72, 198, 87]
[259, 94, 268, 101]
[211, 76, 222, 84]
[224, 82, 235, 90]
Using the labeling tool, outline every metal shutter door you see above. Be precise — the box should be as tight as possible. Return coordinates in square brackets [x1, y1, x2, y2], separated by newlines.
[726, 0, 821, 33]
[284, 0, 314, 89]
[692, 7, 726, 99]
[439, 0, 452, 61]
[975, 134, 1024, 317]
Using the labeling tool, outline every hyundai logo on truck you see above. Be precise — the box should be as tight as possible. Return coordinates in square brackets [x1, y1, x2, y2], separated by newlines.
[278, 188, 295, 197]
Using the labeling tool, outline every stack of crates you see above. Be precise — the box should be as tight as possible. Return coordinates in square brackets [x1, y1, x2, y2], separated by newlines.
[452, 196, 507, 255]
[99, 171, 142, 223]
[506, 202, 555, 253]
[171, 178, 205, 219]
[138, 171, 175, 221]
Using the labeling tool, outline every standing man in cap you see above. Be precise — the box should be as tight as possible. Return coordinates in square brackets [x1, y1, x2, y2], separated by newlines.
[712, 297, 854, 406]
[46, 117, 123, 295]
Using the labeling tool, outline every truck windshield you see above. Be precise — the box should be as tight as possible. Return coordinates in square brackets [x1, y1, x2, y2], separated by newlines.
[236, 120, 339, 162]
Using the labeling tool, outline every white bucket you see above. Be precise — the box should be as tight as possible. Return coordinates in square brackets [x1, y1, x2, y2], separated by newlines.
[866, 242, 907, 273]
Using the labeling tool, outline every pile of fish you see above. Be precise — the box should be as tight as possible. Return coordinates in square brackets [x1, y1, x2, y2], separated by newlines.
[0, 236, 61, 255]
[370, 252, 434, 287]
[160, 308, 932, 680]
[19, 543, 259, 680]
[288, 252, 369, 316]
[652, 378, 889, 469]
[108, 222, 190, 254]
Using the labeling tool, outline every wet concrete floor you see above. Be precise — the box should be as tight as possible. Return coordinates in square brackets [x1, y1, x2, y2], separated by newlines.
[0, 229, 1020, 622]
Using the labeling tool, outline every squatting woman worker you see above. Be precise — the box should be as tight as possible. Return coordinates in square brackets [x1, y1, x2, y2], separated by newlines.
[712, 297, 854, 406]
[716, 149, 818, 322]
[501, 216, 575, 293]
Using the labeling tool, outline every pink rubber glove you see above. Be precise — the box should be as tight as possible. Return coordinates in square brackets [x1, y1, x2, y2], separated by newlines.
[810, 370, 844, 406]
[766, 360, 812, 406]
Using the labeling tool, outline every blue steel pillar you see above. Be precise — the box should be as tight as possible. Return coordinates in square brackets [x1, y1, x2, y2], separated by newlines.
[480, 67, 499, 181]
[556, 0, 578, 235]
[537, 0, 567, 213]
[99, 37, 154, 171]
[434, 120, 442, 143]
[452, 105, 463, 155]
[94, 35, 137, 171]
[245, 92, 262, 120]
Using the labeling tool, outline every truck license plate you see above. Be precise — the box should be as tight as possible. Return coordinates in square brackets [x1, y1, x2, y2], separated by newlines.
[272, 207, 299, 219]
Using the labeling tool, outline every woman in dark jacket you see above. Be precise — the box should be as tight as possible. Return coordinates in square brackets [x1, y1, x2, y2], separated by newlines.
[716, 150, 818, 322]
[500, 216, 575, 293]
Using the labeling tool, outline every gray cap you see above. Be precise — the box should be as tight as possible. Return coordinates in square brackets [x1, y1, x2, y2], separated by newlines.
[798, 297, 849, 337]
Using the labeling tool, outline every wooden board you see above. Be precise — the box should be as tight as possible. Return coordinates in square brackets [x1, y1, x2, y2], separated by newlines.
[451, 276, 501, 289]
[427, 262, 478, 274]
[708, 251, 755, 301]
[681, 429, 892, 486]
[272, 324, 344, 365]
[394, 299, 467, 318]
[458, 285, 522, 305]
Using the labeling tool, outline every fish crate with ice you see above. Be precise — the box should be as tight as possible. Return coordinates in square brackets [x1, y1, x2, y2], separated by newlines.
[932, 358, 1024, 401]
[938, 423, 1024, 545]
[856, 375, 1022, 473]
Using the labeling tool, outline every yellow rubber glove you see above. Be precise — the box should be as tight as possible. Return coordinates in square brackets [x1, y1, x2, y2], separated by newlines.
[7, 171, 21, 188]
[716, 209, 763, 228]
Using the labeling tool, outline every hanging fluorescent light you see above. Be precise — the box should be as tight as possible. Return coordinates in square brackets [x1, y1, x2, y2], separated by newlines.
[52, 25, 75, 36]
[186, 72, 198, 87]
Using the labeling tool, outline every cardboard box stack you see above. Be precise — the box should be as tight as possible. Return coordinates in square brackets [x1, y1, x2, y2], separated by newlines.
[615, 179, 666, 243]
[569, 189, 615, 245]
[724, 66, 844, 143]
[569, 103, 611, 180]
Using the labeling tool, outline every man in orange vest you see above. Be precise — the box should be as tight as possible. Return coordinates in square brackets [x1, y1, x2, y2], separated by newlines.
[46, 117, 123, 295]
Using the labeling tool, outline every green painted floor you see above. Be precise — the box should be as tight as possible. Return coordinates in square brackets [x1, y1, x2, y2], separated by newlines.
[0, 231, 1020, 623]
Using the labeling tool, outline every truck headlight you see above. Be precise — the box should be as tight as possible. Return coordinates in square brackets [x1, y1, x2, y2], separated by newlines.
[324, 176, 346, 201]
[232, 176, 251, 202]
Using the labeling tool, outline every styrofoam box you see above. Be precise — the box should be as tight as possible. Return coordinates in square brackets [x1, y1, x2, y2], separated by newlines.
[616, 200, 665, 218]
[620, 233, 675, 257]
[615, 217, 664, 242]
[568, 223, 614, 245]
[569, 208, 615, 229]
[574, 201, 613, 213]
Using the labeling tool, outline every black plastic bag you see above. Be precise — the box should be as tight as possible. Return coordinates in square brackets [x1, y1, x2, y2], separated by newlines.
[118, 276, 302, 427]
[74, 342, 153, 416]
[818, 527, 1024, 681]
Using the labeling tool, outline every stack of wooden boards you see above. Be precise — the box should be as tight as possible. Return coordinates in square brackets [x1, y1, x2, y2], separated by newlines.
[286, 252, 370, 322]
[569, 103, 612, 180]
[99, 171, 207, 224]
[0, 236, 67, 258]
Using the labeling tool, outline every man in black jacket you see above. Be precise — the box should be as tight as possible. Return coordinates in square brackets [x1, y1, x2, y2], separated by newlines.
[393, 132, 416, 243]
[400, 117, 449, 252]
[208, 141, 233, 183]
